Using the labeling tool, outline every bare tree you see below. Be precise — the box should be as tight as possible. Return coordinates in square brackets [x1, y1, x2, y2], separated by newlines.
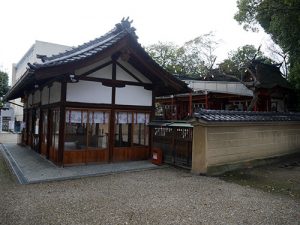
[265, 41, 289, 78]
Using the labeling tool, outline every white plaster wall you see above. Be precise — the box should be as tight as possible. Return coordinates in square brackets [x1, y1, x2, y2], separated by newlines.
[23, 99, 27, 109]
[41, 86, 49, 105]
[117, 59, 152, 83]
[49, 82, 61, 103]
[116, 85, 152, 106]
[116, 65, 138, 82]
[28, 94, 33, 108]
[88, 64, 112, 79]
[66, 80, 112, 104]
[13, 99, 24, 121]
[75, 58, 111, 75]
[33, 90, 41, 104]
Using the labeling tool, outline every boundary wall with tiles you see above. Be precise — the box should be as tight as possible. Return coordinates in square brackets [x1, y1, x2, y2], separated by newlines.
[191, 111, 300, 175]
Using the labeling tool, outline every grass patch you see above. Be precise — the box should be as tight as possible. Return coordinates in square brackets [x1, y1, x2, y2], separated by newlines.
[220, 166, 300, 199]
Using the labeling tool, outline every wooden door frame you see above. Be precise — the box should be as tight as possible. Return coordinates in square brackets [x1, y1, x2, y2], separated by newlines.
[46, 108, 52, 160]
[63, 108, 111, 165]
[112, 110, 151, 162]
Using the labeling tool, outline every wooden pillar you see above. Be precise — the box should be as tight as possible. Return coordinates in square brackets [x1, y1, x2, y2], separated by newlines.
[38, 107, 43, 154]
[189, 92, 193, 116]
[46, 108, 51, 160]
[151, 88, 156, 120]
[22, 109, 27, 144]
[27, 109, 32, 146]
[149, 88, 157, 158]
[171, 95, 174, 120]
[205, 90, 208, 109]
[109, 60, 117, 162]
[58, 80, 66, 166]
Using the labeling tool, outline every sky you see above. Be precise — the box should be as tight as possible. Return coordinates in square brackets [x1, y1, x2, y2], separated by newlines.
[0, 0, 272, 84]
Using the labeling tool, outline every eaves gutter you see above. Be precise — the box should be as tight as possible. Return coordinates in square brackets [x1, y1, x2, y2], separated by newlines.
[4, 69, 35, 101]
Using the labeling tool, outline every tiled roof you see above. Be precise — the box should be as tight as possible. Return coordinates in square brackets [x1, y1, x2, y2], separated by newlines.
[148, 121, 193, 128]
[33, 17, 136, 69]
[4, 18, 191, 101]
[174, 69, 240, 82]
[244, 60, 290, 89]
[194, 109, 300, 122]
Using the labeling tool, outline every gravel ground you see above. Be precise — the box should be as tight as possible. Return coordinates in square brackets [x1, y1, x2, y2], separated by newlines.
[1, 154, 300, 225]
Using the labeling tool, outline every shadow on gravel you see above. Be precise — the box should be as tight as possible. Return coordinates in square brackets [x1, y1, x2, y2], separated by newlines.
[0, 152, 17, 189]
[219, 155, 300, 199]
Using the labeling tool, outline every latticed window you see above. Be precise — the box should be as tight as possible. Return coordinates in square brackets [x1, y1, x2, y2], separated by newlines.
[64, 109, 110, 151]
[114, 111, 150, 148]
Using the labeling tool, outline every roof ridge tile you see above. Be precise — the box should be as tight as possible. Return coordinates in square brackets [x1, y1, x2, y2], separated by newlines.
[194, 109, 300, 122]
[33, 18, 137, 68]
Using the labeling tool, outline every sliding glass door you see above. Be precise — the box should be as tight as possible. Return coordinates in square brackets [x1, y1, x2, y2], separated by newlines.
[49, 108, 60, 163]
[64, 109, 110, 165]
[113, 111, 150, 161]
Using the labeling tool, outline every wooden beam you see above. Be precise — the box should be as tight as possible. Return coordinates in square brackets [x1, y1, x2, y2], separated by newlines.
[64, 102, 152, 111]
[80, 76, 152, 89]
[102, 79, 125, 88]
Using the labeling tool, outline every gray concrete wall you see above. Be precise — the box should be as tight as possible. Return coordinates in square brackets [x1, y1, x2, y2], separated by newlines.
[192, 122, 300, 175]
[0, 133, 21, 144]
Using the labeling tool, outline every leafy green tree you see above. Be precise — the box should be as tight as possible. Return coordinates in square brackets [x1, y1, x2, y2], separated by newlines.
[0, 70, 9, 108]
[146, 42, 181, 75]
[181, 32, 218, 78]
[146, 33, 219, 78]
[219, 44, 271, 78]
[0, 70, 9, 97]
[234, 0, 300, 108]
[235, 0, 300, 59]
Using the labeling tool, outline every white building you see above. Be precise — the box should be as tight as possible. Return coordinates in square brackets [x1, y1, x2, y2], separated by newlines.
[0, 103, 14, 132]
[11, 41, 71, 125]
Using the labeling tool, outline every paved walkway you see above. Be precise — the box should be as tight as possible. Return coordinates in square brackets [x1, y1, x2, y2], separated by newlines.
[0, 143, 161, 184]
